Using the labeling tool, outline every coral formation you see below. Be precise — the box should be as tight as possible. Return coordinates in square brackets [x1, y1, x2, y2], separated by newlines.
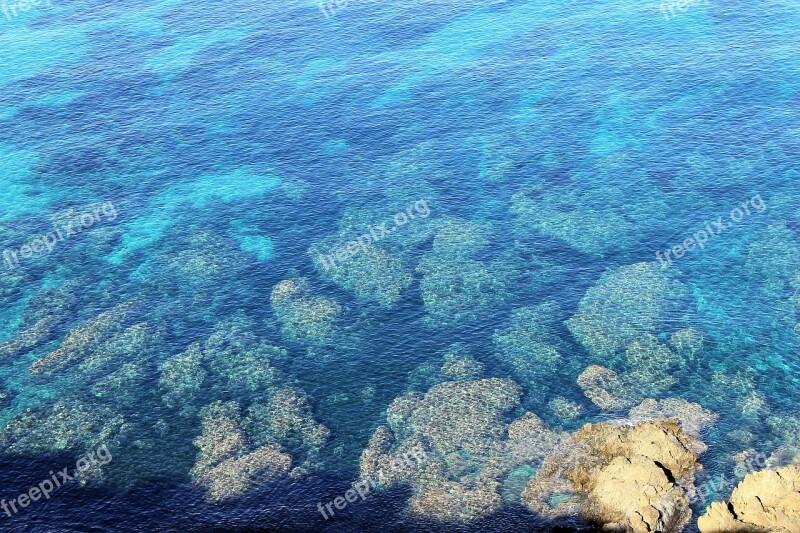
[698, 462, 800, 533]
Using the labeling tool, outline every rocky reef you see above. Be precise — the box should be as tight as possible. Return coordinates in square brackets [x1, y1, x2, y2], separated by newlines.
[417, 219, 516, 326]
[190, 401, 292, 502]
[29, 301, 139, 376]
[698, 462, 800, 532]
[577, 365, 636, 411]
[492, 302, 567, 394]
[362, 373, 717, 530]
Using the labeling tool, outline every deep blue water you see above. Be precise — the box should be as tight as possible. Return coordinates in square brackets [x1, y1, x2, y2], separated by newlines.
[0, 0, 798, 531]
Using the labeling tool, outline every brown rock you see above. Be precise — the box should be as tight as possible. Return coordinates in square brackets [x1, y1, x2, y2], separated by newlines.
[698, 463, 800, 533]
[523, 420, 701, 532]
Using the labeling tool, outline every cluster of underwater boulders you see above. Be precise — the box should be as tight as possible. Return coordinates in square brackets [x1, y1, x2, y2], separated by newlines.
[1, 239, 799, 533]
[0, 298, 331, 497]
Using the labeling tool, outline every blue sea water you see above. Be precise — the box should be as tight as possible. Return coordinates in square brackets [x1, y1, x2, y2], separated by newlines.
[0, 0, 798, 531]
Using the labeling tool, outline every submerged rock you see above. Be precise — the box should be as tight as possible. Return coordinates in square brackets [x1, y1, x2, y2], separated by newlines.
[566, 262, 686, 357]
[623, 334, 684, 396]
[311, 242, 413, 308]
[0, 316, 61, 361]
[577, 365, 636, 411]
[629, 398, 718, 443]
[698, 462, 800, 533]
[29, 301, 138, 376]
[191, 401, 292, 502]
[359, 378, 566, 523]
[417, 219, 515, 326]
[158, 342, 207, 412]
[548, 397, 584, 421]
[270, 278, 341, 344]
[669, 327, 706, 358]
[492, 303, 566, 391]
[1, 399, 124, 457]
[439, 345, 484, 381]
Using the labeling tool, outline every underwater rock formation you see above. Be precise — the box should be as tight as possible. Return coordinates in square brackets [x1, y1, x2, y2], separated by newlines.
[669, 327, 706, 359]
[522, 420, 702, 532]
[359, 378, 567, 523]
[697, 462, 800, 533]
[492, 303, 566, 392]
[190, 401, 292, 502]
[622, 334, 685, 396]
[270, 278, 341, 344]
[312, 242, 413, 308]
[244, 387, 331, 478]
[510, 186, 635, 257]
[29, 301, 138, 376]
[566, 262, 686, 357]
[0, 316, 61, 361]
[158, 342, 207, 413]
[577, 365, 636, 411]
[417, 219, 515, 326]
[439, 346, 484, 381]
[1, 399, 124, 458]
[548, 397, 584, 421]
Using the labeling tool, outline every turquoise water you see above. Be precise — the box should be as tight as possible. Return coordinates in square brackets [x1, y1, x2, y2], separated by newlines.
[0, 0, 798, 530]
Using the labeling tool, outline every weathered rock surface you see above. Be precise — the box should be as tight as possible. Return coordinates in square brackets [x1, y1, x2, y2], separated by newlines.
[522, 420, 701, 532]
[698, 463, 800, 533]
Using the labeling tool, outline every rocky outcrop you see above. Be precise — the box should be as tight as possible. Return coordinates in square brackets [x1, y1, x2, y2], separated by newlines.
[629, 398, 718, 443]
[522, 420, 702, 532]
[697, 463, 800, 533]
